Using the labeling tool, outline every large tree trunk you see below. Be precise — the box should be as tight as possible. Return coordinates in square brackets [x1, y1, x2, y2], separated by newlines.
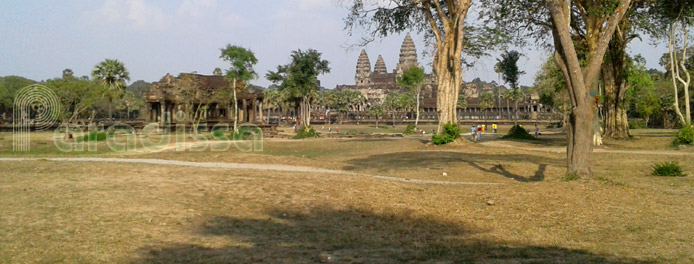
[425, 1, 470, 134]
[601, 61, 630, 139]
[547, 0, 631, 178]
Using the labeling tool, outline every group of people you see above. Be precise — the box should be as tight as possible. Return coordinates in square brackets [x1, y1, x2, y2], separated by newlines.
[470, 123, 497, 142]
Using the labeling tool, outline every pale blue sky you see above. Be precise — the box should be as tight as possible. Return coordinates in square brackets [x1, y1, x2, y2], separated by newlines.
[0, 0, 668, 88]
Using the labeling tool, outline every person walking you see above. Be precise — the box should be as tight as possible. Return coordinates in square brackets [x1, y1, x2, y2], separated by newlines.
[477, 125, 482, 141]
[470, 125, 477, 141]
[492, 123, 497, 133]
[534, 124, 540, 137]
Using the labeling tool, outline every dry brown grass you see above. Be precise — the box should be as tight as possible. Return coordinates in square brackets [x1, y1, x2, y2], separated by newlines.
[1, 128, 693, 263]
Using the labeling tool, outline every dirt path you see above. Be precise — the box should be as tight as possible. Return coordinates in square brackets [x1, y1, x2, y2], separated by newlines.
[480, 141, 694, 156]
[0, 157, 502, 186]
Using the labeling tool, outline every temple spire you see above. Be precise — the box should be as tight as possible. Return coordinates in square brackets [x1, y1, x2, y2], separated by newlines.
[374, 55, 388, 75]
[355, 49, 371, 86]
[396, 33, 419, 76]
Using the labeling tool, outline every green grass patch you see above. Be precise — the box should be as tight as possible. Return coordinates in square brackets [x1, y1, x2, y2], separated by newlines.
[651, 161, 686, 177]
[562, 173, 580, 182]
[77, 131, 112, 142]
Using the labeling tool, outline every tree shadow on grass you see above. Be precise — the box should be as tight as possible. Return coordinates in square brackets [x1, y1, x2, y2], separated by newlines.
[468, 162, 547, 182]
[136, 207, 650, 263]
[343, 151, 561, 180]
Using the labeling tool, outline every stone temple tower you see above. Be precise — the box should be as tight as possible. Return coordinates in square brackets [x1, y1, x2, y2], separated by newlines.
[355, 49, 371, 86]
[373, 55, 388, 75]
[395, 33, 419, 77]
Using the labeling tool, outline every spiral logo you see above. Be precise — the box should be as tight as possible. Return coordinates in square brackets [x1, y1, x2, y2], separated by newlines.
[13, 84, 61, 151]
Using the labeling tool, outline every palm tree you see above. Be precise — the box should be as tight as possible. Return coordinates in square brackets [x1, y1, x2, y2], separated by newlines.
[267, 49, 330, 128]
[220, 45, 258, 132]
[496, 51, 526, 123]
[262, 88, 280, 124]
[92, 59, 130, 120]
[479, 92, 495, 123]
[369, 104, 385, 127]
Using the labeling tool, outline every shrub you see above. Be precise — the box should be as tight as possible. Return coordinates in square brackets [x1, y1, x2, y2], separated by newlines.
[431, 123, 461, 145]
[231, 126, 263, 140]
[673, 125, 694, 146]
[502, 125, 536, 140]
[403, 124, 416, 135]
[629, 119, 648, 129]
[651, 161, 686, 177]
[292, 126, 318, 139]
[212, 129, 226, 140]
[77, 131, 110, 142]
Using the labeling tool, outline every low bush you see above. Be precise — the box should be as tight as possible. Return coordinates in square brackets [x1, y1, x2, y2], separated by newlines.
[673, 125, 694, 146]
[651, 161, 686, 177]
[431, 123, 461, 145]
[403, 124, 416, 135]
[292, 126, 319, 139]
[212, 129, 226, 140]
[231, 126, 263, 140]
[502, 125, 536, 140]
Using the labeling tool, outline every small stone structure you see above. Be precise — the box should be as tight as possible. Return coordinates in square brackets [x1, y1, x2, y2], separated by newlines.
[144, 73, 264, 126]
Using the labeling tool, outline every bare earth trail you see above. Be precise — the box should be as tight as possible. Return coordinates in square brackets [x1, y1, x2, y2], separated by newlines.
[0, 157, 501, 186]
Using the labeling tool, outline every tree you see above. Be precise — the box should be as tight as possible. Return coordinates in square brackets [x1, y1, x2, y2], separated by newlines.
[626, 55, 659, 125]
[91, 59, 130, 120]
[534, 56, 570, 125]
[263, 88, 281, 124]
[344, 0, 505, 134]
[482, 0, 632, 177]
[0, 76, 36, 116]
[457, 94, 468, 109]
[509, 88, 525, 122]
[547, 0, 632, 177]
[213, 67, 223, 76]
[384, 91, 403, 128]
[175, 74, 228, 136]
[267, 49, 330, 128]
[479, 91, 495, 122]
[46, 78, 107, 127]
[648, 0, 694, 126]
[397, 65, 425, 129]
[115, 90, 145, 119]
[368, 104, 385, 127]
[62, 69, 74, 80]
[496, 50, 525, 123]
[220, 45, 258, 132]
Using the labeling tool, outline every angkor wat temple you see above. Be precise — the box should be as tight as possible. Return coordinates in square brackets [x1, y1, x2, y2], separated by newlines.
[336, 34, 554, 120]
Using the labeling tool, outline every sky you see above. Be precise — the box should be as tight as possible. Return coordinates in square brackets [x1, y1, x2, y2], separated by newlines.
[0, 0, 670, 89]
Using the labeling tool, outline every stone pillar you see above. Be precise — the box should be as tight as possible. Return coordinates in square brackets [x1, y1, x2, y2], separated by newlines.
[258, 101, 263, 123]
[241, 99, 248, 123]
[160, 101, 166, 125]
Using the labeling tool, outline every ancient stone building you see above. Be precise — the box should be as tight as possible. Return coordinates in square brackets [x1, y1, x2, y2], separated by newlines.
[335, 33, 555, 121]
[144, 73, 264, 126]
[337, 33, 437, 111]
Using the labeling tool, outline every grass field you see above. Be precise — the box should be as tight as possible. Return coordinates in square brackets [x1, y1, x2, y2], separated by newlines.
[1, 127, 693, 263]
